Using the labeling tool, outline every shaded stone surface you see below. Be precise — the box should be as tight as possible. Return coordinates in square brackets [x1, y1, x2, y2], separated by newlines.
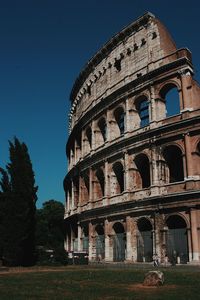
[143, 271, 164, 286]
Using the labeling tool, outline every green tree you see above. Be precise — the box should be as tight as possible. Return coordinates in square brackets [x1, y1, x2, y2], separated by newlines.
[0, 137, 38, 266]
[36, 200, 65, 264]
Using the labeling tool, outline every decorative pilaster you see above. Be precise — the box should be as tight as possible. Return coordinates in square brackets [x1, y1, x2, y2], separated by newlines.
[126, 216, 137, 262]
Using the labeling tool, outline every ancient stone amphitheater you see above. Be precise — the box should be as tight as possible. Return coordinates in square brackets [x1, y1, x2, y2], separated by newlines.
[64, 12, 200, 264]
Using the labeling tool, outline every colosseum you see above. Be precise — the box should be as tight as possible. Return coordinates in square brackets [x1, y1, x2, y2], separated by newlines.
[64, 12, 200, 264]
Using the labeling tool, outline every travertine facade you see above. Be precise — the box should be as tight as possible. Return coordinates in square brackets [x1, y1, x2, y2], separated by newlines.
[64, 12, 200, 264]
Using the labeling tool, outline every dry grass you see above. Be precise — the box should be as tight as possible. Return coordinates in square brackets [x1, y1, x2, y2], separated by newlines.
[0, 265, 200, 299]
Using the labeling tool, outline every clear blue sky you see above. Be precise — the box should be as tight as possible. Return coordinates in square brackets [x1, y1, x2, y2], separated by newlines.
[0, 0, 200, 208]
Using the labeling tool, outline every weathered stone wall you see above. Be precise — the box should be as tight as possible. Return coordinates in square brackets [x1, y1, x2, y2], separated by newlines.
[64, 12, 200, 264]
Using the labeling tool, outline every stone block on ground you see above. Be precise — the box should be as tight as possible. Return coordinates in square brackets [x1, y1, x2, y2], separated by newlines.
[143, 271, 164, 286]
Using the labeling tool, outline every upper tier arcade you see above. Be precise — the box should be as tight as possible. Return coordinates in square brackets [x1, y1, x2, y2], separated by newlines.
[68, 12, 192, 132]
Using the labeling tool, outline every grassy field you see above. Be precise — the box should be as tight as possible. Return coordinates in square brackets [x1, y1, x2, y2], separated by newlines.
[0, 265, 200, 299]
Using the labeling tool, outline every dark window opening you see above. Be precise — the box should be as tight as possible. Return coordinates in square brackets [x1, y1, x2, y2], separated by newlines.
[137, 99, 149, 127]
[137, 218, 152, 232]
[152, 31, 157, 39]
[135, 154, 151, 188]
[113, 162, 124, 193]
[114, 58, 121, 71]
[87, 85, 91, 95]
[167, 215, 187, 229]
[95, 225, 104, 236]
[98, 118, 107, 142]
[134, 43, 138, 51]
[86, 127, 92, 148]
[73, 177, 79, 206]
[127, 48, 131, 55]
[114, 107, 125, 135]
[160, 85, 180, 117]
[137, 218, 153, 262]
[141, 38, 146, 46]
[96, 169, 105, 197]
[163, 145, 184, 183]
[113, 222, 125, 234]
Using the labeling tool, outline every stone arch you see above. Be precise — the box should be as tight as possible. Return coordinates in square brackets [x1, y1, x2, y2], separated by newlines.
[159, 82, 180, 117]
[162, 144, 184, 183]
[114, 106, 125, 135]
[97, 117, 107, 142]
[135, 95, 150, 127]
[112, 161, 124, 194]
[165, 214, 188, 264]
[94, 168, 105, 198]
[112, 222, 126, 262]
[80, 171, 89, 204]
[73, 176, 79, 207]
[137, 217, 153, 262]
[95, 224, 105, 260]
[75, 132, 82, 161]
[85, 126, 92, 149]
[134, 153, 151, 188]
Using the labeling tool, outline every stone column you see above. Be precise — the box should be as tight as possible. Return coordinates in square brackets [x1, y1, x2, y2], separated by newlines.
[106, 110, 111, 142]
[104, 219, 113, 261]
[180, 70, 193, 111]
[71, 181, 74, 209]
[184, 133, 194, 178]
[152, 213, 162, 260]
[125, 97, 130, 132]
[88, 222, 96, 261]
[149, 85, 156, 122]
[131, 108, 140, 130]
[91, 120, 95, 151]
[124, 152, 130, 191]
[151, 146, 159, 186]
[89, 168, 93, 203]
[190, 209, 199, 261]
[104, 160, 110, 199]
[126, 216, 137, 262]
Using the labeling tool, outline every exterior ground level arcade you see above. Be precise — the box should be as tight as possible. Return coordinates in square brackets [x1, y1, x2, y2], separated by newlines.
[64, 12, 200, 265]
[65, 191, 200, 264]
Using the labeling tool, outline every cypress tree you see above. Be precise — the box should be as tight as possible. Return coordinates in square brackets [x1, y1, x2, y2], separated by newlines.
[0, 137, 38, 266]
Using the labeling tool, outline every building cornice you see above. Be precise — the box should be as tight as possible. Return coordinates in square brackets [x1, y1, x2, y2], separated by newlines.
[70, 12, 155, 102]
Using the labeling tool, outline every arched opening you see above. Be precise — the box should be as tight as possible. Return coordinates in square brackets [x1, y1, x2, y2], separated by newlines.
[73, 177, 79, 207]
[112, 162, 124, 194]
[86, 126, 92, 149]
[137, 218, 153, 262]
[113, 222, 126, 262]
[95, 225, 105, 260]
[65, 179, 72, 208]
[134, 154, 151, 188]
[160, 84, 180, 117]
[82, 226, 89, 252]
[75, 133, 82, 161]
[95, 168, 105, 198]
[114, 107, 125, 135]
[136, 97, 149, 127]
[166, 215, 188, 264]
[98, 118, 107, 142]
[163, 145, 184, 183]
